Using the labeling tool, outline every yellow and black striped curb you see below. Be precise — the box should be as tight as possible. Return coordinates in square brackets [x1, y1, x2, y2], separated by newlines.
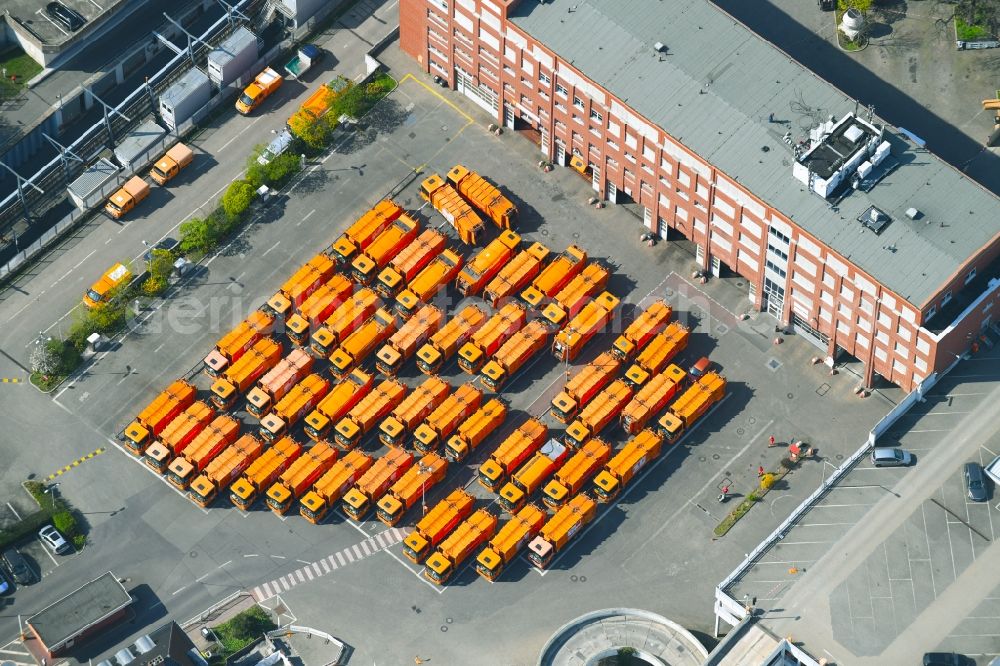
[45, 447, 106, 481]
[1, 377, 23, 383]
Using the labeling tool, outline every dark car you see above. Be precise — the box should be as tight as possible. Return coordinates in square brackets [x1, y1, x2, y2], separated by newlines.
[923, 653, 974, 666]
[46, 2, 86, 31]
[965, 462, 988, 502]
[1, 548, 33, 585]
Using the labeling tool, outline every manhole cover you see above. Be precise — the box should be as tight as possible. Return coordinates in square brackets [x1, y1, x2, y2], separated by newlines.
[736, 427, 745, 436]
[836, 454, 844, 460]
[699, 456, 707, 462]
[665, 288, 675, 298]
[541, 229, 549, 236]
[748, 417, 757, 425]
[579, 576, 587, 582]
[712, 454, 720, 460]
[716, 323, 729, 336]
[787, 392, 794, 399]
[440, 626, 448, 632]
[570, 575, 578, 581]
[766, 358, 782, 372]
[736, 281, 745, 287]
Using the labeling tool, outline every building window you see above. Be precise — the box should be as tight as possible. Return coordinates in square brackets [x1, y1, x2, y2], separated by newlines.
[503, 65, 514, 77]
[624, 152, 636, 164]
[607, 156, 618, 168]
[479, 47, 499, 67]
[573, 95, 584, 110]
[768, 227, 790, 244]
[589, 126, 601, 138]
[555, 83, 568, 98]
[539, 71, 551, 86]
[427, 9, 448, 29]
[942, 290, 952, 306]
[590, 109, 603, 122]
[555, 101, 566, 113]
[520, 77, 533, 89]
[767, 245, 788, 261]
[572, 114, 583, 125]
[966, 267, 977, 284]
[607, 139, 619, 151]
[504, 45, 516, 62]
[765, 260, 787, 278]
[925, 304, 936, 321]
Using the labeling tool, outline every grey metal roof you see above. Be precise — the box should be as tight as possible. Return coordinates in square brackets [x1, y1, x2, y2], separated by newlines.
[27, 572, 132, 648]
[114, 119, 167, 166]
[510, 0, 1000, 307]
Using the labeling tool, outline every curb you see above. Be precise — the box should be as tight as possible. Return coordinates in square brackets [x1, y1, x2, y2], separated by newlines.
[833, 10, 870, 53]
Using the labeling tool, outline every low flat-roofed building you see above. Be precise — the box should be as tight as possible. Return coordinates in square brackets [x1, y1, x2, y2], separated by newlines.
[27, 571, 132, 657]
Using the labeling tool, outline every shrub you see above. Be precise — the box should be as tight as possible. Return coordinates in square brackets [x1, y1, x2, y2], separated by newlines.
[759, 473, 775, 490]
[221, 180, 255, 222]
[72, 534, 86, 549]
[179, 216, 220, 255]
[142, 275, 166, 297]
[212, 606, 276, 654]
[30, 340, 60, 375]
[52, 510, 78, 537]
[0, 509, 53, 551]
[23, 481, 45, 504]
[262, 151, 302, 187]
[148, 248, 175, 282]
[245, 148, 268, 189]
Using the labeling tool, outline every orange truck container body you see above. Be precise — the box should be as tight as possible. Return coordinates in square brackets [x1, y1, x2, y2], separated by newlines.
[621, 364, 687, 435]
[146, 413, 238, 475]
[168, 429, 254, 491]
[479, 320, 550, 393]
[287, 76, 350, 133]
[264, 253, 337, 319]
[286, 275, 353, 346]
[542, 438, 612, 509]
[520, 244, 587, 309]
[350, 213, 420, 285]
[375, 305, 443, 376]
[266, 441, 340, 515]
[329, 308, 398, 380]
[187, 435, 264, 506]
[376, 229, 447, 299]
[612, 300, 673, 361]
[310, 288, 381, 359]
[303, 369, 374, 441]
[342, 448, 415, 521]
[105, 176, 150, 219]
[210, 338, 283, 410]
[483, 242, 550, 307]
[498, 438, 570, 513]
[329, 199, 404, 265]
[542, 263, 611, 329]
[259, 373, 331, 442]
[123, 379, 197, 454]
[149, 143, 194, 185]
[416, 304, 487, 375]
[475, 503, 547, 581]
[394, 249, 464, 320]
[444, 398, 508, 462]
[246, 349, 315, 418]
[235, 67, 282, 114]
[657, 371, 727, 443]
[419, 173, 484, 246]
[299, 449, 374, 523]
[454, 230, 520, 297]
[446, 164, 517, 231]
[203, 310, 275, 378]
[334, 378, 408, 451]
[592, 429, 664, 502]
[423, 508, 498, 584]
[413, 383, 483, 453]
[564, 379, 635, 449]
[230, 437, 303, 509]
[625, 322, 691, 388]
[478, 418, 548, 491]
[457, 303, 526, 375]
[552, 291, 620, 362]
[403, 489, 475, 564]
[550, 351, 622, 424]
[379, 376, 451, 448]
[527, 492, 597, 569]
[376, 453, 449, 526]
[144, 401, 216, 472]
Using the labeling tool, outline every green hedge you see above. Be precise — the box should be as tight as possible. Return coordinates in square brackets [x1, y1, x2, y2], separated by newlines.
[0, 509, 52, 551]
[212, 606, 276, 654]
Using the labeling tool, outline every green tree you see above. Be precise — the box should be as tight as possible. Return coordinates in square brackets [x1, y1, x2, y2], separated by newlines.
[263, 151, 302, 187]
[179, 216, 219, 254]
[30, 340, 60, 375]
[221, 180, 256, 221]
[290, 111, 338, 150]
[838, 0, 873, 12]
[245, 146, 268, 189]
[148, 248, 175, 282]
[52, 510, 79, 537]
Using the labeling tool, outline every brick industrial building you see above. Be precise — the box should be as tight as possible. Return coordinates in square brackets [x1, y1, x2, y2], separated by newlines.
[400, 0, 1000, 392]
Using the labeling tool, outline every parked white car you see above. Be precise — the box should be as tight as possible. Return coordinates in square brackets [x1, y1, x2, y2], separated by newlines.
[39, 525, 70, 554]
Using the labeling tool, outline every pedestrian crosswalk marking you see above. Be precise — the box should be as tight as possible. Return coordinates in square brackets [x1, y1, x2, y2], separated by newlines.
[251, 527, 408, 602]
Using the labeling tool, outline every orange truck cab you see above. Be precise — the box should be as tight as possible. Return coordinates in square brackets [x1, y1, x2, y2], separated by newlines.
[403, 489, 475, 564]
[378, 376, 451, 448]
[478, 418, 548, 492]
[84, 262, 132, 308]
[149, 143, 194, 185]
[415, 304, 487, 375]
[236, 67, 283, 114]
[105, 177, 150, 219]
[446, 164, 518, 231]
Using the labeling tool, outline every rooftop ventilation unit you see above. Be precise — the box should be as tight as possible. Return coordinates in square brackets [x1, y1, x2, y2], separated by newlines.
[844, 124, 865, 143]
[654, 42, 666, 52]
[905, 207, 920, 220]
[115, 649, 136, 666]
[134, 635, 156, 654]
[858, 205, 891, 234]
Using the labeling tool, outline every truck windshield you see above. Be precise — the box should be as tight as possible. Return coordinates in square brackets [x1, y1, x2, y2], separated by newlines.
[238, 93, 254, 108]
[151, 165, 168, 179]
[86, 289, 104, 303]
[106, 201, 123, 214]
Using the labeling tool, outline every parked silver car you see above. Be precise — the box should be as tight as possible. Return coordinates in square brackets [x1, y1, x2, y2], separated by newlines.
[38, 525, 71, 554]
[870, 447, 912, 467]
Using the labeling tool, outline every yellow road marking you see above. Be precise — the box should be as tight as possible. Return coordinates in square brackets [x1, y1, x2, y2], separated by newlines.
[399, 73, 474, 122]
[45, 447, 106, 480]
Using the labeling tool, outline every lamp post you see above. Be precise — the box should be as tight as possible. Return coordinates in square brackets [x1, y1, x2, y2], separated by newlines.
[43, 483, 60, 511]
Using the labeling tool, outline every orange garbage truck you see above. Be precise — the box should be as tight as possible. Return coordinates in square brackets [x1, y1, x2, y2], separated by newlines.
[259, 373, 330, 442]
[235, 67, 282, 114]
[145, 411, 237, 475]
[454, 230, 520, 297]
[210, 337, 283, 410]
[549, 351, 621, 424]
[457, 302, 526, 375]
[263, 253, 337, 319]
[564, 378, 635, 450]
[656, 370, 727, 444]
[309, 288, 381, 359]
[375, 452, 449, 526]
[328, 199, 404, 266]
[552, 291, 620, 362]
[621, 364, 687, 435]
[446, 164, 518, 231]
[402, 489, 475, 564]
[341, 447, 415, 521]
[483, 241, 550, 308]
[166, 413, 247, 490]
[285, 275, 353, 347]
[328, 308, 398, 380]
[527, 492, 597, 569]
[444, 398, 508, 463]
[375, 229, 447, 299]
[479, 320, 550, 392]
[423, 508, 498, 584]
[350, 213, 420, 285]
[542, 438, 612, 510]
[203, 310, 275, 378]
[375, 305, 443, 376]
[592, 428, 664, 502]
[149, 143, 194, 185]
[394, 248, 464, 320]
[265, 441, 340, 515]
[143, 401, 215, 471]
[498, 438, 570, 514]
[187, 434, 264, 506]
[419, 173, 484, 245]
[378, 376, 451, 448]
[298, 449, 373, 523]
[122, 379, 197, 455]
[475, 502, 546, 581]
[415, 304, 487, 375]
[612, 300, 672, 361]
[333, 378, 408, 451]
[623, 321, 691, 389]
[542, 262, 611, 329]
[303, 369, 374, 442]
[412, 383, 483, 453]
[246, 348, 315, 418]
[478, 418, 548, 492]
[520, 244, 587, 309]
[105, 176, 150, 219]
[230, 436, 303, 510]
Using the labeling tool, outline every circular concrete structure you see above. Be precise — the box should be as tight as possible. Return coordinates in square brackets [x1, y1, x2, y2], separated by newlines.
[538, 608, 708, 666]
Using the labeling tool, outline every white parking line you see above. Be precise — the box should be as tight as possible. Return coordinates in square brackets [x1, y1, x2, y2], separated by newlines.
[6, 502, 21, 520]
[35, 8, 69, 36]
[39, 540, 59, 567]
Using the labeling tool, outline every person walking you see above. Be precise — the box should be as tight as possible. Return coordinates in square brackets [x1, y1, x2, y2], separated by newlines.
[757, 465, 765, 478]
[768, 435, 776, 447]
